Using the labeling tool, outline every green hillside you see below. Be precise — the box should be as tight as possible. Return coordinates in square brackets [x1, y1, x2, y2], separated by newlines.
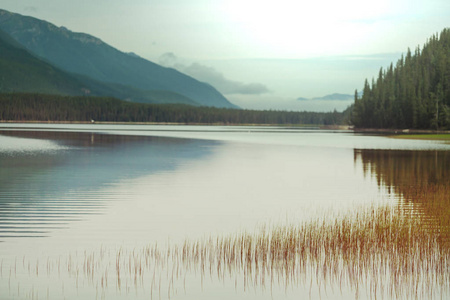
[0, 9, 237, 108]
[0, 28, 88, 95]
[0, 27, 199, 105]
[75, 75, 199, 106]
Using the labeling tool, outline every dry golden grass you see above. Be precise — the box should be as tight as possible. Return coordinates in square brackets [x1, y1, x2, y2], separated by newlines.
[4, 202, 449, 299]
[49, 204, 450, 298]
[167, 205, 448, 299]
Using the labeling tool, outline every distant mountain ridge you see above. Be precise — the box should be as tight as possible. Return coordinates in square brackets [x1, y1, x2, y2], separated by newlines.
[0, 27, 198, 105]
[0, 9, 236, 108]
[297, 93, 354, 101]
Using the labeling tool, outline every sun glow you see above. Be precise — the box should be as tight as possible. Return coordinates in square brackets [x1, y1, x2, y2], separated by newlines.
[221, 0, 399, 57]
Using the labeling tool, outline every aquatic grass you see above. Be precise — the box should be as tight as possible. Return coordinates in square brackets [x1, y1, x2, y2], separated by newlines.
[171, 205, 446, 298]
[4, 146, 449, 299]
[4, 204, 449, 299]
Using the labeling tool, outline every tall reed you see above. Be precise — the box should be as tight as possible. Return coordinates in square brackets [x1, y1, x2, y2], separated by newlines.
[170, 205, 448, 299]
[4, 204, 449, 299]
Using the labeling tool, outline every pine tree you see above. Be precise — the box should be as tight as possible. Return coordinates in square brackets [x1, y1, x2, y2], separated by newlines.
[351, 28, 450, 129]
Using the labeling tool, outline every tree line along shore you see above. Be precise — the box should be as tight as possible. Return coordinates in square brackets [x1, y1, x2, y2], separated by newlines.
[2, 93, 450, 136]
[0, 93, 348, 126]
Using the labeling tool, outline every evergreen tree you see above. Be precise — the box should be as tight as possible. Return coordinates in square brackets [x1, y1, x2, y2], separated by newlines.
[0, 93, 350, 126]
[351, 28, 450, 129]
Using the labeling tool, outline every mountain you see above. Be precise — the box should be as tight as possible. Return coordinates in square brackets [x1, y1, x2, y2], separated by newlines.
[0, 27, 199, 105]
[297, 93, 354, 101]
[313, 93, 354, 101]
[0, 27, 89, 95]
[0, 9, 236, 108]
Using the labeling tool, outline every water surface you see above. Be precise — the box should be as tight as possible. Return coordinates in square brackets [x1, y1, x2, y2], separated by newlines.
[0, 124, 448, 299]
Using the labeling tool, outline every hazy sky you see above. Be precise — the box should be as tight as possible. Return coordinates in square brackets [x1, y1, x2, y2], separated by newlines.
[2, 0, 449, 111]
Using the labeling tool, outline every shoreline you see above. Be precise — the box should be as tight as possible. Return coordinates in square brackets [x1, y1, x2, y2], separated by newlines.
[353, 128, 450, 134]
[0, 120, 322, 128]
[1, 120, 449, 134]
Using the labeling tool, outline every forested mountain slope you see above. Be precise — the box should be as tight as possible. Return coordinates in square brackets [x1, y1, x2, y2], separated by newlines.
[0, 9, 236, 108]
[351, 28, 450, 129]
[0, 27, 199, 105]
[0, 28, 89, 95]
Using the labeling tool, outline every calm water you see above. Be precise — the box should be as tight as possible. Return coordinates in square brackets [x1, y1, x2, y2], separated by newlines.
[0, 124, 449, 299]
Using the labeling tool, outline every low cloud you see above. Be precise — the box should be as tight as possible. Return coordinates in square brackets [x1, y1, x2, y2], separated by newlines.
[158, 52, 177, 67]
[159, 53, 270, 95]
[227, 94, 353, 112]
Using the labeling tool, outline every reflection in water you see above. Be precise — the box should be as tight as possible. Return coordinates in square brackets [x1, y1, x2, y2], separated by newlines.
[355, 149, 450, 245]
[354, 149, 449, 188]
[1, 129, 449, 299]
[0, 131, 217, 240]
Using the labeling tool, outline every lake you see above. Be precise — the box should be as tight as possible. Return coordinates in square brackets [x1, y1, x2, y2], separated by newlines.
[0, 124, 449, 299]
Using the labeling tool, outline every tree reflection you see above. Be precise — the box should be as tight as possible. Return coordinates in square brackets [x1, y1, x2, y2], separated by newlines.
[354, 149, 450, 246]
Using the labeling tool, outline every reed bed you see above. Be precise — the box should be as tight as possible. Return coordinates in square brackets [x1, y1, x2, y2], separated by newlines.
[172, 205, 449, 299]
[2, 204, 449, 300]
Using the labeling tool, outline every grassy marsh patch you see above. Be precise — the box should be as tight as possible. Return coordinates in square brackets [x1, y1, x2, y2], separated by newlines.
[5, 203, 449, 299]
[390, 134, 450, 141]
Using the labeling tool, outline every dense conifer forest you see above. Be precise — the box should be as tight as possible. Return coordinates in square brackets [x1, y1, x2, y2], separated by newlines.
[351, 28, 450, 129]
[0, 93, 347, 125]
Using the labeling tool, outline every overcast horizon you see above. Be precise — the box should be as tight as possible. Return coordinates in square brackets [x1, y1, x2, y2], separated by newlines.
[2, 0, 449, 111]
